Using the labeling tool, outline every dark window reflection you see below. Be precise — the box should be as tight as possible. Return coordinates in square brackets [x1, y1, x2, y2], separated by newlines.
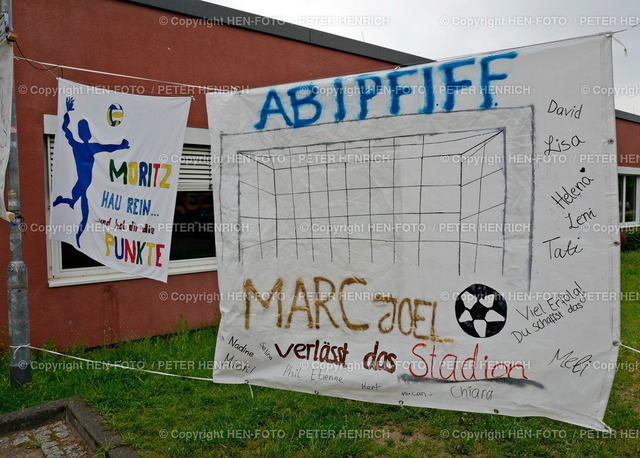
[170, 191, 215, 260]
[61, 190, 215, 269]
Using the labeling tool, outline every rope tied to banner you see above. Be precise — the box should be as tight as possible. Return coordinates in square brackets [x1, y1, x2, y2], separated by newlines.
[9, 344, 214, 382]
[9, 344, 264, 398]
[9, 343, 255, 400]
[13, 54, 239, 93]
[245, 380, 254, 399]
[610, 21, 640, 56]
[9, 340, 639, 381]
[615, 341, 640, 355]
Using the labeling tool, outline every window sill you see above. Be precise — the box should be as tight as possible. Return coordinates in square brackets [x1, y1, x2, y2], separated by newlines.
[48, 257, 217, 287]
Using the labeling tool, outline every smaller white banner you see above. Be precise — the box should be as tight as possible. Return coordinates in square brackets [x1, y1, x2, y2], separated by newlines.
[0, 42, 13, 221]
[49, 79, 191, 282]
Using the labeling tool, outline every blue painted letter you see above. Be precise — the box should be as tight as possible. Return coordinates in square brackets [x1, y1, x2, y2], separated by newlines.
[441, 58, 475, 112]
[480, 52, 517, 109]
[388, 69, 417, 115]
[356, 75, 382, 120]
[254, 89, 293, 130]
[287, 84, 322, 128]
[420, 67, 435, 114]
[333, 78, 346, 122]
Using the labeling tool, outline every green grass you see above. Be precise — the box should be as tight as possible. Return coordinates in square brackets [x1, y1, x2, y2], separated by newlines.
[1, 253, 639, 457]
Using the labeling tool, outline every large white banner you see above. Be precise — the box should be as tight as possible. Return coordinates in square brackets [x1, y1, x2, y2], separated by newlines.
[0, 41, 12, 221]
[50, 79, 191, 282]
[207, 35, 620, 430]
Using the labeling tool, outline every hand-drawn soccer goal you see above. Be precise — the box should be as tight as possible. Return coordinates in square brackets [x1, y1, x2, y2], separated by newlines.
[219, 107, 534, 288]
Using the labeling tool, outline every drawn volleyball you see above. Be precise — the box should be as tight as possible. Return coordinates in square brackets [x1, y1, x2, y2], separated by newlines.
[455, 284, 507, 338]
[107, 103, 124, 126]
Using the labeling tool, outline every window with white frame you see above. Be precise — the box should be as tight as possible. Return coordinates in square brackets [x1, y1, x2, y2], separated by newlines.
[44, 115, 216, 287]
[619, 173, 639, 226]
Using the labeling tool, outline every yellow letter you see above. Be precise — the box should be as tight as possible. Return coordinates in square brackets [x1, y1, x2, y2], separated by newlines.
[105, 233, 115, 256]
[159, 164, 172, 188]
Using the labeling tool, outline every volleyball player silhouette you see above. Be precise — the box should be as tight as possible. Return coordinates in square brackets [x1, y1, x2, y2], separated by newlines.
[53, 97, 130, 247]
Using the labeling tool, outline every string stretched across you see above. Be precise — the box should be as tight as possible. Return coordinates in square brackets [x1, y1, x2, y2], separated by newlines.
[619, 342, 640, 355]
[10, 344, 214, 382]
[13, 56, 234, 93]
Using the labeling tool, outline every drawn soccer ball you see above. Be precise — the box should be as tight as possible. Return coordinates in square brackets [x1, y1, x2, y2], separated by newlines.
[455, 284, 507, 338]
[107, 103, 124, 126]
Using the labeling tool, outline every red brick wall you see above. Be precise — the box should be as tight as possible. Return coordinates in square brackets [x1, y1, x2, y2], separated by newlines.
[0, 0, 398, 349]
[617, 117, 640, 168]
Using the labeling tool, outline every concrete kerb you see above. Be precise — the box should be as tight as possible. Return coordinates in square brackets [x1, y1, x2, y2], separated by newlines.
[0, 396, 138, 457]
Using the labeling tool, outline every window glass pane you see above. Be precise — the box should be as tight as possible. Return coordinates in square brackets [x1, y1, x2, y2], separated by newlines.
[61, 191, 215, 269]
[624, 176, 637, 223]
[619, 175, 625, 223]
[170, 191, 216, 260]
[61, 242, 103, 269]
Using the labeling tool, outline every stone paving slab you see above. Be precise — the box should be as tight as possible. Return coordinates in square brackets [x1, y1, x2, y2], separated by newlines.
[0, 397, 138, 457]
[0, 418, 90, 457]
